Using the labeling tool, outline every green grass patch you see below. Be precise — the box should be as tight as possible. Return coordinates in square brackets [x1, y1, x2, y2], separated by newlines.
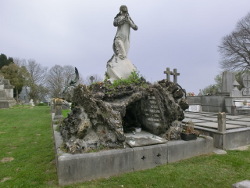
[0, 106, 57, 187]
[0, 106, 250, 188]
[62, 109, 71, 118]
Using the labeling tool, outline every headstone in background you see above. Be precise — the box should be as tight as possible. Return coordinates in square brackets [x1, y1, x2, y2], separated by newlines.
[19, 86, 30, 103]
[221, 71, 235, 95]
[242, 72, 250, 96]
[0, 75, 16, 108]
[54, 98, 63, 120]
[29, 99, 35, 107]
[230, 80, 241, 97]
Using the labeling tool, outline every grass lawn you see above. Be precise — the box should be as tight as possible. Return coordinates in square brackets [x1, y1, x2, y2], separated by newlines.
[0, 106, 249, 188]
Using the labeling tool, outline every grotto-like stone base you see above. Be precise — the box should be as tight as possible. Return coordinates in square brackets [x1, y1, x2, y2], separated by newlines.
[60, 80, 189, 153]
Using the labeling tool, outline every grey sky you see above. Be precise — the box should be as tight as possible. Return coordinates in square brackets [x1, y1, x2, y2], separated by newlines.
[1, 1, 250, 94]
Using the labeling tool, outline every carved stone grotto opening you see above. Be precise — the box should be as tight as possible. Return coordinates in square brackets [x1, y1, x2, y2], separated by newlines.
[123, 100, 143, 133]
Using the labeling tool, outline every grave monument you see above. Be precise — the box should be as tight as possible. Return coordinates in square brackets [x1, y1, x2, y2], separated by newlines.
[53, 6, 216, 185]
[187, 71, 250, 114]
[60, 5, 189, 153]
[0, 75, 16, 108]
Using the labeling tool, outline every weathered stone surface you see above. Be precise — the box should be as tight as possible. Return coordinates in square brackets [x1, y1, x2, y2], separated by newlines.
[107, 56, 137, 82]
[106, 5, 138, 82]
[0, 75, 16, 108]
[60, 79, 188, 153]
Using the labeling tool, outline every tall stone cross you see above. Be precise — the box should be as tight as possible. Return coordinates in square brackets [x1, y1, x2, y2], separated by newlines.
[171, 68, 180, 84]
[164, 68, 173, 81]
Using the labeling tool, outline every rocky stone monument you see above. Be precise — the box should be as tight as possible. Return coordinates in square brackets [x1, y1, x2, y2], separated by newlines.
[106, 5, 138, 82]
[0, 75, 16, 108]
[59, 6, 189, 153]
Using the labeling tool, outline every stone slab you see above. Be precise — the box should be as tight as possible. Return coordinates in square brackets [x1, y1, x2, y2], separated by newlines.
[226, 121, 249, 127]
[182, 118, 207, 123]
[125, 131, 167, 147]
[232, 180, 250, 188]
[196, 122, 242, 130]
[184, 111, 249, 130]
[213, 148, 227, 155]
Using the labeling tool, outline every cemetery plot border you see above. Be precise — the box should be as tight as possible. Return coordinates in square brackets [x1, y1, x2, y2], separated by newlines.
[52, 123, 213, 185]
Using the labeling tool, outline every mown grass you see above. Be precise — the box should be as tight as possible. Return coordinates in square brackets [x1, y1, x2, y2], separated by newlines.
[0, 106, 249, 188]
[0, 106, 56, 187]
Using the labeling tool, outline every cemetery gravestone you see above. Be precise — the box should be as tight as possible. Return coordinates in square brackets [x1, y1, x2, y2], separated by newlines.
[54, 98, 64, 120]
[0, 75, 16, 108]
[230, 80, 241, 97]
[221, 71, 235, 95]
[242, 72, 250, 96]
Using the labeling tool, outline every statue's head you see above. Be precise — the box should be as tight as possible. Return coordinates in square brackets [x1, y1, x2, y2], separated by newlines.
[120, 5, 128, 13]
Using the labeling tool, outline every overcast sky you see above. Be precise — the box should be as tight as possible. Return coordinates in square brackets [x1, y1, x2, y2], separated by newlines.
[1, 1, 250, 94]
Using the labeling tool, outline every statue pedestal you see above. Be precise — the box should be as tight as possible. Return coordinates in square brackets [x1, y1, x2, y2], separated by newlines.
[107, 56, 137, 82]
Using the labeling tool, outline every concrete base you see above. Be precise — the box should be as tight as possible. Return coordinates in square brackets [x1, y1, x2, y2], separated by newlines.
[52, 124, 214, 186]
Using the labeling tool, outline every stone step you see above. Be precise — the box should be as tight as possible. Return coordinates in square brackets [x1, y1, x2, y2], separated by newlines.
[144, 109, 161, 113]
[148, 96, 156, 100]
[146, 117, 162, 123]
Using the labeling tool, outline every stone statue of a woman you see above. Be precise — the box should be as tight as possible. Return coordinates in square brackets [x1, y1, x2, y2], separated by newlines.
[106, 5, 138, 82]
[113, 5, 138, 60]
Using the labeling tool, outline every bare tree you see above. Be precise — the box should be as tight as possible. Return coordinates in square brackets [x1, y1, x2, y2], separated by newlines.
[219, 12, 250, 71]
[13, 58, 26, 67]
[46, 65, 76, 98]
[24, 60, 48, 103]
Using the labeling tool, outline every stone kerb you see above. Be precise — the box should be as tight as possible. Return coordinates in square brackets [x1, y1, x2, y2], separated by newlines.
[52, 123, 214, 185]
